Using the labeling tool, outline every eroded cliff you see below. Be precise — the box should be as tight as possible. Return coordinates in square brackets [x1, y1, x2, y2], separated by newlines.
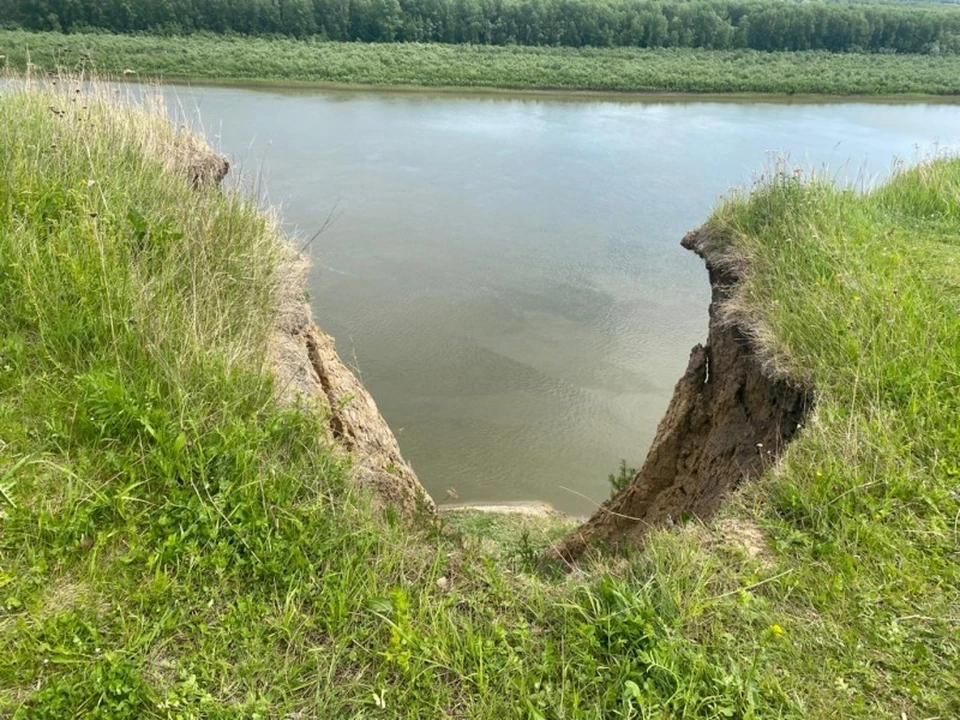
[191, 149, 433, 518]
[552, 228, 811, 562]
[268, 251, 434, 518]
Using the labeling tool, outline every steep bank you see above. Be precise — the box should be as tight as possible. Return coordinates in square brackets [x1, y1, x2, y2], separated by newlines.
[154, 94, 433, 515]
[156, 108, 431, 516]
[269, 253, 432, 515]
[554, 228, 811, 560]
[180, 118, 432, 516]
[3, 83, 958, 718]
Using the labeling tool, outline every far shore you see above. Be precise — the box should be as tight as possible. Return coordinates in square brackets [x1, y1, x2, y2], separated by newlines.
[9, 69, 960, 106]
[134, 75, 960, 105]
[4, 31, 960, 98]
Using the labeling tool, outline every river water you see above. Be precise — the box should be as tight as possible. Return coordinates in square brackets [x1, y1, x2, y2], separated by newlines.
[172, 86, 959, 514]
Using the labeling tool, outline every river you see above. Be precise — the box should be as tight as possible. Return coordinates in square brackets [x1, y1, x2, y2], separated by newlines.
[172, 86, 959, 514]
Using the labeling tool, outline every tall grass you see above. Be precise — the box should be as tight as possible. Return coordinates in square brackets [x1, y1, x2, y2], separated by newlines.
[703, 161, 960, 715]
[0, 82, 957, 717]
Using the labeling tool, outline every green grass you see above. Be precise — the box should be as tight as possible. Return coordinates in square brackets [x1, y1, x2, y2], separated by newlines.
[0, 81, 958, 718]
[442, 509, 580, 567]
[4, 30, 960, 96]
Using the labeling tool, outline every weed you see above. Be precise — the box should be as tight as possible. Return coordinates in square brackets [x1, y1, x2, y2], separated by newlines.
[608, 458, 637, 496]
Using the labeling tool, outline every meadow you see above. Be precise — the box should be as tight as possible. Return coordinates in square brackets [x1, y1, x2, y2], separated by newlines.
[4, 30, 960, 95]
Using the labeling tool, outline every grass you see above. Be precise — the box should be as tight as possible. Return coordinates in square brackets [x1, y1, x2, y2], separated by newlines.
[4, 30, 960, 96]
[0, 79, 958, 718]
[442, 509, 580, 568]
[701, 160, 960, 714]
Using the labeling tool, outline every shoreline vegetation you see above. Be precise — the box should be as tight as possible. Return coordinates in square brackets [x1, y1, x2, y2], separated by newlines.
[4, 0, 960, 55]
[4, 30, 960, 96]
[1, 79, 958, 717]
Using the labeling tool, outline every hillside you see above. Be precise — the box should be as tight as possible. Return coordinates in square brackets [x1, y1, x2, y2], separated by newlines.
[0, 82, 958, 718]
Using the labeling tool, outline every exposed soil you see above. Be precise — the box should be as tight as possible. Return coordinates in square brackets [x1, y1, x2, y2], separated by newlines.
[174, 133, 230, 187]
[550, 229, 811, 562]
[268, 252, 434, 517]
[193, 147, 433, 517]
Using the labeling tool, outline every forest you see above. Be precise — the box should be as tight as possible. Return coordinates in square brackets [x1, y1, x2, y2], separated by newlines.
[2, 0, 960, 54]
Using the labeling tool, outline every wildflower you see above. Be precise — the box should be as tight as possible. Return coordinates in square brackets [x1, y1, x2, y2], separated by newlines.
[770, 623, 784, 637]
[816, 470, 823, 478]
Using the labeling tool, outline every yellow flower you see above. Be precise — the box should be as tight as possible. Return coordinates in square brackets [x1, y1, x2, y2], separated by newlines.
[770, 624, 784, 637]
[815, 471, 823, 478]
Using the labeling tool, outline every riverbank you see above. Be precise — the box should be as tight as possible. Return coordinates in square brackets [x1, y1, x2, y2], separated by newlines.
[4, 30, 960, 96]
[1, 81, 958, 717]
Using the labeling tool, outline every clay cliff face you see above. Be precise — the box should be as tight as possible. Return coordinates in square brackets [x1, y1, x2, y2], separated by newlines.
[269, 254, 435, 518]
[188, 148, 433, 518]
[552, 229, 811, 562]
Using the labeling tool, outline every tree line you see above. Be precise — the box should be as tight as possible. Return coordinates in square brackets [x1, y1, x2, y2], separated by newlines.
[3, 0, 960, 54]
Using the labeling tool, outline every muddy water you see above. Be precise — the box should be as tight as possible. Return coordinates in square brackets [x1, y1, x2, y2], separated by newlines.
[174, 87, 959, 513]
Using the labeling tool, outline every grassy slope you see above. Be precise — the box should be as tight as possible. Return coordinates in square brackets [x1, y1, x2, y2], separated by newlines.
[0, 84, 958, 718]
[3, 30, 960, 96]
